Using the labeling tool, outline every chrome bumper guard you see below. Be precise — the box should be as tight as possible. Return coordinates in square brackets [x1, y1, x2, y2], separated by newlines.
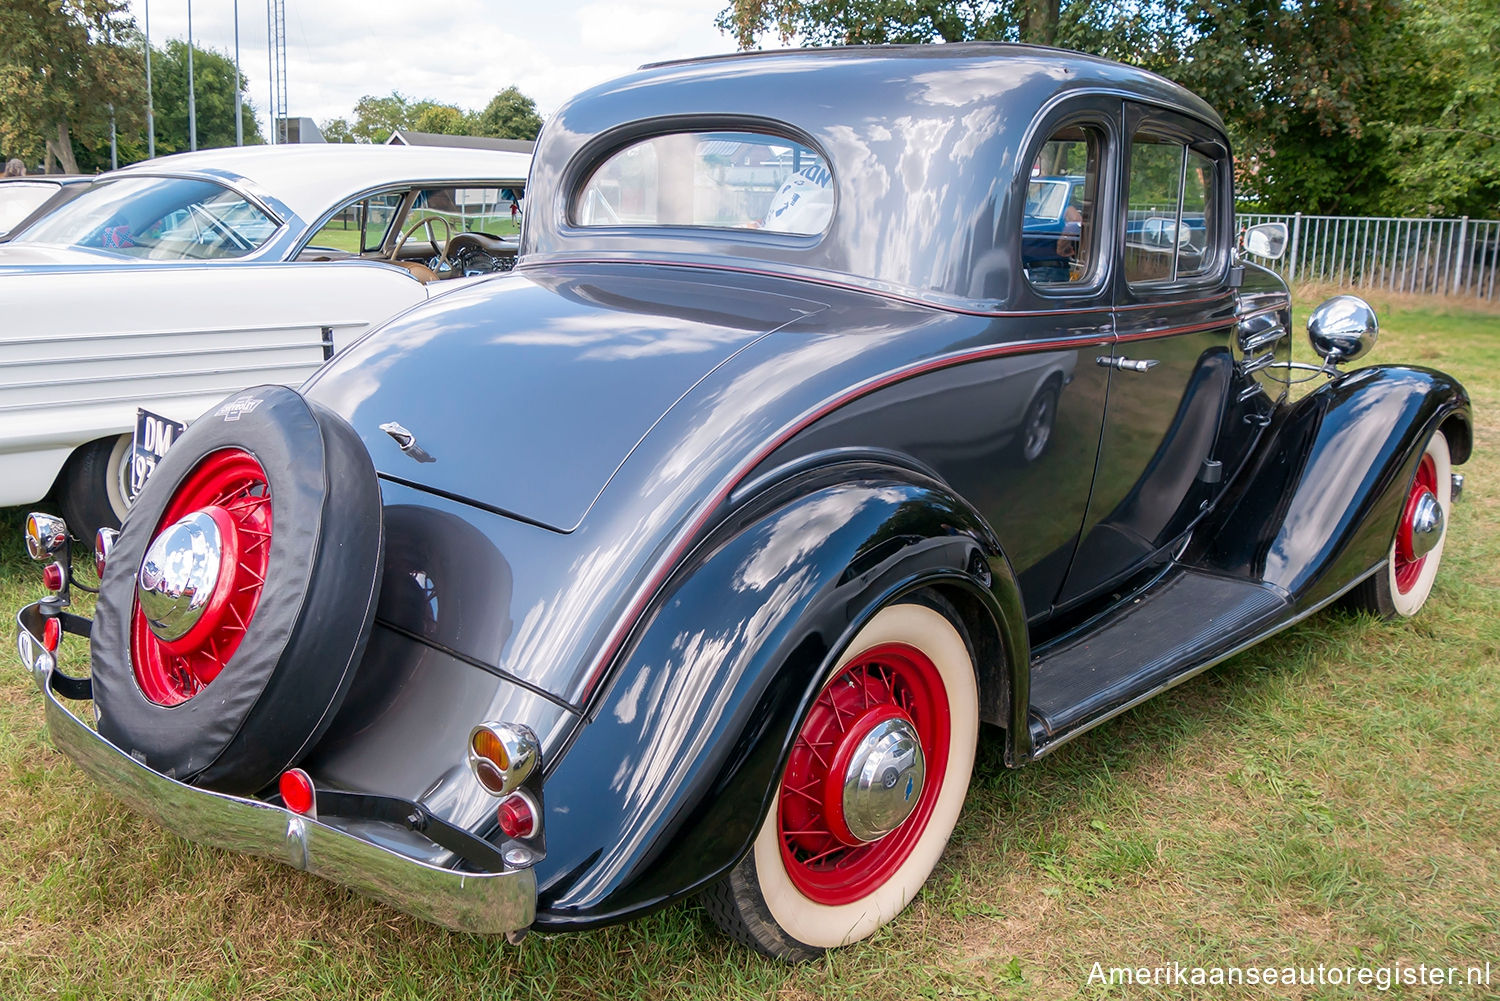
[15, 601, 536, 936]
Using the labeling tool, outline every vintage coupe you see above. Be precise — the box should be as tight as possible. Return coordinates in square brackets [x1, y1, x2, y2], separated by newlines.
[0, 144, 530, 539]
[16, 45, 1471, 961]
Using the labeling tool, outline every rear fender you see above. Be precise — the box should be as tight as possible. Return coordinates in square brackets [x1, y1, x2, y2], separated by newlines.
[1189, 365, 1471, 607]
[532, 461, 1026, 928]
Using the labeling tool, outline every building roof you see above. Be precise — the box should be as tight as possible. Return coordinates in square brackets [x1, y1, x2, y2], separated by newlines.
[386, 131, 536, 155]
[110, 144, 532, 228]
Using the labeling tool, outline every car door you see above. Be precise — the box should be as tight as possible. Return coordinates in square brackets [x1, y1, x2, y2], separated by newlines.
[1054, 103, 1238, 607]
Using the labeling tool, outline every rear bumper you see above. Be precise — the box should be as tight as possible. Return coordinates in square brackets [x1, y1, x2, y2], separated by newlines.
[15, 601, 536, 936]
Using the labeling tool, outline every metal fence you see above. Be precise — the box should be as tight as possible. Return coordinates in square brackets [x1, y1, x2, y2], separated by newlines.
[1236, 212, 1500, 300]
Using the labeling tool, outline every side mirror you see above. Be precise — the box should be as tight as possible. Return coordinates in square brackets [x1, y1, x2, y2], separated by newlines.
[1308, 294, 1379, 365]
[1243, 222, 1288, 260]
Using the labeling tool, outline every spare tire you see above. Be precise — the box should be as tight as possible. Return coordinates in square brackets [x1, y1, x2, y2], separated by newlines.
[91, 385, 384, 794]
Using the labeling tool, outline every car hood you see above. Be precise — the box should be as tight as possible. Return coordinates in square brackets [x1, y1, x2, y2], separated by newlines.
[302, 265, 829, 533]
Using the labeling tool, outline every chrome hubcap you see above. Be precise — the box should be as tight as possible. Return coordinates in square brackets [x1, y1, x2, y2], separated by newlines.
[1406, 489, 1444, 559]
[137, 510, 226, 642]
[840, 717, 925, 842]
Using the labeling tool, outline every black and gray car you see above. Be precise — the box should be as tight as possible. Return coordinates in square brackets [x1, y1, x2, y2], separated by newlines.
[16, 44, 1471, 962]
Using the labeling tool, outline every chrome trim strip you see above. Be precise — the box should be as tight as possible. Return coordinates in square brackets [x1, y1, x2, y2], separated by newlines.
[0, 320, 370, 350]
[0, 359, 324, 394]
[14, 602, 535, 935]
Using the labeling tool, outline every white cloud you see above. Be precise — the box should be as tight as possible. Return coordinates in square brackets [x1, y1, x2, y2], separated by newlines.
[126, 0, 736, 136]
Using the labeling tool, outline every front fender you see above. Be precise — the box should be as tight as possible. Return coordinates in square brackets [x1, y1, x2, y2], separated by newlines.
[1191, 364, 1471, 607]
[531, 464, 1025, 928]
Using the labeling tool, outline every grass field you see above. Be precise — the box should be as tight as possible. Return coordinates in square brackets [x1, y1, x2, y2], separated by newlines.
[0, 290, 1495, 999]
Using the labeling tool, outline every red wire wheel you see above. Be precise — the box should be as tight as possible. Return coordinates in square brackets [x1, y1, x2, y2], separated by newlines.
[1392, 452, 1437, 596]
[706, 601, 979, 959]
[778, 642, 950, 905]
[131, 449, 272, 706]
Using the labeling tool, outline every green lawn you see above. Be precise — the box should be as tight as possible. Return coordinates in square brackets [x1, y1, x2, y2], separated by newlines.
[0, 290, 1496, 999]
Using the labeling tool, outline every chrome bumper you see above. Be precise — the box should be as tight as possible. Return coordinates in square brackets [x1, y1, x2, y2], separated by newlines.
[15, 601, 536, 936]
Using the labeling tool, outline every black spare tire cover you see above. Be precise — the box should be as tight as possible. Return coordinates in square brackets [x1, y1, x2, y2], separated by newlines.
[91, 385, 384, 794]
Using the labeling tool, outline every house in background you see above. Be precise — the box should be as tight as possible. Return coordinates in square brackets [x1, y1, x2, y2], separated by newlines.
[385, 130, 536, 155]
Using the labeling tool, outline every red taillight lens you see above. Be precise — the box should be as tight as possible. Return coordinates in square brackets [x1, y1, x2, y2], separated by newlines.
[42, 562, 64, 592]
[95, 528, 117, 579]
[279, 769, 316, 815]
[42, 616, 62, 653]
[497, 792, 538, 839]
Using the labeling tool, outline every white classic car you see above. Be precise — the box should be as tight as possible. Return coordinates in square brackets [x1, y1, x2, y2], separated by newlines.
[0, 144, 531, 536]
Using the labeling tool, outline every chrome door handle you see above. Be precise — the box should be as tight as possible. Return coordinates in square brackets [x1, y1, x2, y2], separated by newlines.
[1095, 356, 1160, 373]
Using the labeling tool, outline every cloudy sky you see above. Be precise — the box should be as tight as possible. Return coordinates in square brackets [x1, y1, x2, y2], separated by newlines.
[125, 0, 743, 137]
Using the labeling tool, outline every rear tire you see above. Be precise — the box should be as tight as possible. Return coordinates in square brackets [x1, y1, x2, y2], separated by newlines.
[59, 434, 134, 540]
[1349, 429, 1451, 619]
[707, 599, 979, 960]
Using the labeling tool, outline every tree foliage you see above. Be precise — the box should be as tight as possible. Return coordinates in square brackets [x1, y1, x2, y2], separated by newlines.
[473, 86, 544, 140]
[149, 40, 264, 155]
[0, 0, 143, 173]
[321, 86, 544, 144]
[718, 0, 1500, 217]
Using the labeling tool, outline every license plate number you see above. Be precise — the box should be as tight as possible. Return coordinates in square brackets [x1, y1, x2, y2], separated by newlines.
[132, 408, 187, 496]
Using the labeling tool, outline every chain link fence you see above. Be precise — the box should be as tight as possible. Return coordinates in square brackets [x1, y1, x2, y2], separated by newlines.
[1237, 212, 1500, 300]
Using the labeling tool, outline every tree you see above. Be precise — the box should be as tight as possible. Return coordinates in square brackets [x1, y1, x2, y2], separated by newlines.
[149, 40, 264, 154]
[320, 86, 544, 144]
[0, 0, 143, 173]
[472, 87, 543, 140]
[411, 103, 472, 136]
[1381, 0, 1500, 216]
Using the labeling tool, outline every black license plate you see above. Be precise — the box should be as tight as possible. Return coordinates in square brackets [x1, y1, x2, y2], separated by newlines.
[132, 408, 187, 496]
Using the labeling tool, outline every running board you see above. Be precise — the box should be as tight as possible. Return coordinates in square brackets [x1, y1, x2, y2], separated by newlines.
[1027, 568, 1289, 756]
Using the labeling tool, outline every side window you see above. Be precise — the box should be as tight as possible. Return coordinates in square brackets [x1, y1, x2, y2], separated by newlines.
[307, 191, 404, 254]
[1022, 125, 1103, 288]
[1126, 134, 1220, 283]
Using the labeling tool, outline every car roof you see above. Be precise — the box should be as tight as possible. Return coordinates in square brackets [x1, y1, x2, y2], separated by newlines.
[110, 144, 532, 225]
[524, 43, 1227, 311]
[639, 43, 1223, 131]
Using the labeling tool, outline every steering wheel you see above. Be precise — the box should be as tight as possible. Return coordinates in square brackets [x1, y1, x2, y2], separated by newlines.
[390, 215, 453, 268]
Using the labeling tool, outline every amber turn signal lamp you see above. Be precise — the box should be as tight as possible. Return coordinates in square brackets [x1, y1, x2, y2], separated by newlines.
[466, 722, 539, 798]
[25, 512, 68, 563]
[279, 768, 316, 817]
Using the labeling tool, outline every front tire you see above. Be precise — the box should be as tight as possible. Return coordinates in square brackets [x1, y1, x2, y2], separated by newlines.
[706, 600, 979, 961]
[1350, 429, 1452, 618]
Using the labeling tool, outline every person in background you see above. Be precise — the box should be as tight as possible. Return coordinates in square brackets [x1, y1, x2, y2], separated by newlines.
[4, 159, 25, 177]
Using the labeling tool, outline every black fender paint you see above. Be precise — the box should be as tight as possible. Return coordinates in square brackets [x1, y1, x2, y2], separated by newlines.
[1188, 365, 1472, 608]
[530, 462, 1027, 929]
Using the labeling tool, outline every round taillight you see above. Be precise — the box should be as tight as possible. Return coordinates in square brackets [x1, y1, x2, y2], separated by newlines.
[42, 616, 62, 653]
[95, 528, 118, 579]
[497, 791, 538, 839]
[42, 562, 64, 592]
[466, 722, 539, 798]
[279, 769, 316, 815]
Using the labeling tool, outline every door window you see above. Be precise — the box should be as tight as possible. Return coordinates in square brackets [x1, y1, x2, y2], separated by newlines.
[1125, 134, 1220, 284]
[307, 191, 405, 254]
[1022, 125, 1103, 287]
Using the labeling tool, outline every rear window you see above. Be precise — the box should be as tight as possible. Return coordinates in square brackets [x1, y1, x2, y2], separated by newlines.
[574, 131, 833, 236]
